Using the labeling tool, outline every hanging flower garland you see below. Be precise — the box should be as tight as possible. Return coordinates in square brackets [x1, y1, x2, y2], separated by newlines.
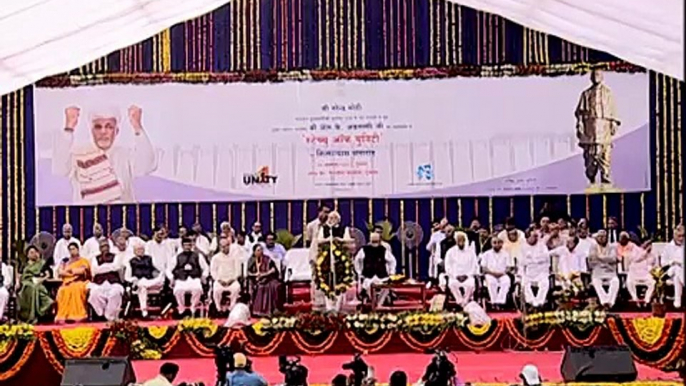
[178, 318, 219, 338]
[37, 61, 644, 88]
[523, 310, 606, 330]
[314, 240, 354, 299]
[109, 320, 163, 360]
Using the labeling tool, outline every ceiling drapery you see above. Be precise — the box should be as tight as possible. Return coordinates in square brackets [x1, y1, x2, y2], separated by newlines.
[0, 0, 682, 97]
[448, 0, 683, 81]
[0, 0, 232, 96]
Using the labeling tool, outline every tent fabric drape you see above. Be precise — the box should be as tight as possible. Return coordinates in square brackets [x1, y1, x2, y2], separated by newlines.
[0, 0, 232, 97]
[0, 0, 682, 97]
[447, 0, 683, 81]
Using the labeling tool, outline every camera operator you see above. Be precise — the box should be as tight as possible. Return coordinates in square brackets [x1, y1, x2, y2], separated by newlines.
[227, 353, 266, 386]
[342, 354, 368, 386]
[278, 355, 309, 386]
[421, 350, 457, 386]
[142, 363, 179, 386]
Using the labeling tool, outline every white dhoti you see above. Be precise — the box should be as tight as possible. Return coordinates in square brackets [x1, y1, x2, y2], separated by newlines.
[626, 272, 655, 303]
[87, 281, 124, 321]
[135, 276, 165, 314]
[173, 278, 203, 313]
[522, 274, 549, 307]
[212, 280, 241, 311]
[0, 287, 8, 320]
[362, 276, 390, 307]
[667, 266, 683, 308]
[592, 276, 620, 307]
[484, 274, 511, 305]
[447, 276, 475, 306]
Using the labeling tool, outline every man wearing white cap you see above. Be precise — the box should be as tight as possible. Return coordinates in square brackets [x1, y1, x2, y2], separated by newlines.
[520, 364, 541, 386]
[52, 105, 157, 204]
[443, 232, 478, 307]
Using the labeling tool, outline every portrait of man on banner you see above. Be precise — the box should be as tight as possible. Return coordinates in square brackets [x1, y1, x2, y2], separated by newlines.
[51, 105, 157, 204]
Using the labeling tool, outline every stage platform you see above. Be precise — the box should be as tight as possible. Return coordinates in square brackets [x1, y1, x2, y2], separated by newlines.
[1, 312, 683, 386]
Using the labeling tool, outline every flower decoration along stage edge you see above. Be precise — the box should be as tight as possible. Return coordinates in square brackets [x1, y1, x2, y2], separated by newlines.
[524, 310, 608, 330]
[0, 324, 35, 342]
[253, 312, 469, 335]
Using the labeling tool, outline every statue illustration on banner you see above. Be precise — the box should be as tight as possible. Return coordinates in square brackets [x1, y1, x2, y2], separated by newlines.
[575, 69, 621, 193]
[51, 105, 157, 204]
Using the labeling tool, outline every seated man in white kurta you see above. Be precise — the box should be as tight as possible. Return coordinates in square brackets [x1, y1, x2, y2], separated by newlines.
[52, 105, 157, 204]
[589, 230, 620, 308]
[662, 225, 684, 308]
[211, 238, 243, 312]
[355, 233, 396, 307]
[444, 232, 478, 307]
[520, 230, 551, 308]
[125, 242, 165, 318]
[168, 237, 209, 316]
[480, 237, 514, 309]
[625, 239, 656, 306]
[87, 240, 125, 321]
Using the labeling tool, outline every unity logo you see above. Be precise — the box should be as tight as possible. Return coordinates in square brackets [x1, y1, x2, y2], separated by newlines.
[243, 166, 278, 185]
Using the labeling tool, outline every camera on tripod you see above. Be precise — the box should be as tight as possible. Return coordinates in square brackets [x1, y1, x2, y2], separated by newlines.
[278, 355, 309, 386]
[422, 349, 457, 386]
[341, 353, 369, 386]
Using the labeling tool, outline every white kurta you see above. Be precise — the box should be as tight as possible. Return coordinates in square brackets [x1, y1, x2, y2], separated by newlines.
[624, 245, 655, 303]
[662, 240, 684, 307]
[53, 237, 82, 266]
[444, 246, 478, 306]
[82, 237, 113, 260]
[210, 251, 243, 311]
[427, 231, 447, 279]
[480, 249, 513, 305]
[0, 263, 12, 320]
[521, 242, 551, 307]
[168, 254, 210, 313]
[87, 253, 125, 321]
[52, 129, 157, 204]
[125, 256, 165, 314]
[145, 239, 176, 276]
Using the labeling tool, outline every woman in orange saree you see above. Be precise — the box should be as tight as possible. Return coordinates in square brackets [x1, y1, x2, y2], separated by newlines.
[55, 242, 91, 323]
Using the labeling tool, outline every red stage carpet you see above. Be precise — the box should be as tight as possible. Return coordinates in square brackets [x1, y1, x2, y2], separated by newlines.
[131, 352, 681, 384]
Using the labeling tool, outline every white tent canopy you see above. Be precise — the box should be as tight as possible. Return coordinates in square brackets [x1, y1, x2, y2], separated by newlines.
[0, 0, 682, 97]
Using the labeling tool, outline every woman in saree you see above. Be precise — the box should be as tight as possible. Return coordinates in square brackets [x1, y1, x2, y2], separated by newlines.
[17, 245, 54, 323]
[55, 242, 91, 323]
[247, 244, 283, 316]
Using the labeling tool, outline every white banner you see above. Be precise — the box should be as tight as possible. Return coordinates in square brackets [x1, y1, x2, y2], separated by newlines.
[34, 72, 649, 205]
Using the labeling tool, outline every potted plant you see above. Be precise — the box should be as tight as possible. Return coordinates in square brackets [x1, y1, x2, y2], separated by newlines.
[275, 229, 302, 250]
[366, 219, 396, 243]
[650, 266, 669, 317]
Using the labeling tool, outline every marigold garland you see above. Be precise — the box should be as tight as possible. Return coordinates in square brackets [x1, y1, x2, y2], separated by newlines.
[36, 61, 644, 88]
[315, 240, 355, 299]
[456, 320, 505, 351]
[504, 319, 555, 350]
[291, 330, 339, 355]
[0, 340, 36, 381]
[55, 327, 101, 358]
[343, 329, 393, 353]
[398, 329, 449, 352]
[560, 325, 602, 347]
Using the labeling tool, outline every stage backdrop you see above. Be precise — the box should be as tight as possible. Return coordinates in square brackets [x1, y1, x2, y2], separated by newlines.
[34, 73, 650, 205]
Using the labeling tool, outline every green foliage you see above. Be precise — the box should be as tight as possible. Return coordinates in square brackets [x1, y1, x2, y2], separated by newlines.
[366, 220, 395, 242]
[11, 239, 28, 273]
[275, 229, 302, 250]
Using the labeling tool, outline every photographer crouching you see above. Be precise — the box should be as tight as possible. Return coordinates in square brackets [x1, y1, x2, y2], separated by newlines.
[226, 353, 267, 386]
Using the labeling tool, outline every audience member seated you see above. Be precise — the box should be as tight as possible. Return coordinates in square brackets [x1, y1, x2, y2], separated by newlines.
[575, 221, 596, 256]
[443, 232, 478, 307]
[355, 233, 396, 307]
[432, 225, 456, 281]
[497, 217, 525, 243]
[228, 353, 267, 386]
[169, 237, 209, 316]
[331, 374, 348, 386]
[225, 293, 251, 328]
[0, 258, 12, 321]
[126, 242, 164, 318]
[17, 245, 53, 323]
[553, 237, 587, 291]
[520, 230, 551, 308]
[589, 230, 620, 308]
[211, 238, 243, 312]
[480, 237, 513, 309]
[192, 222, 212, 257]
[52, 224, 82, 276]
[663, 225, 684, 308]
[519, 364, 542, 386]
[211, 221, 234, 254]
[141, 362, 179, 386]
[389, 370, 408, 386]
[263, 232, 287, 272]
[248, 222, 264, 244]
[544, 223, 565, 249]
[247, 244, 282, 317]
[607, 216, 621, 244]
[55, 242, 91, 323]
[88, 239, 124, 321]
[146, 226, 176, 278]
[625, 239, 656, 307]
[82, 223, 112, 260]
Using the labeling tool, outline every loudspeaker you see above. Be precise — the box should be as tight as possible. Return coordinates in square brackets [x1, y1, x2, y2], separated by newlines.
[61, 357, 136, 386]
[561, 346, 637, 383]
